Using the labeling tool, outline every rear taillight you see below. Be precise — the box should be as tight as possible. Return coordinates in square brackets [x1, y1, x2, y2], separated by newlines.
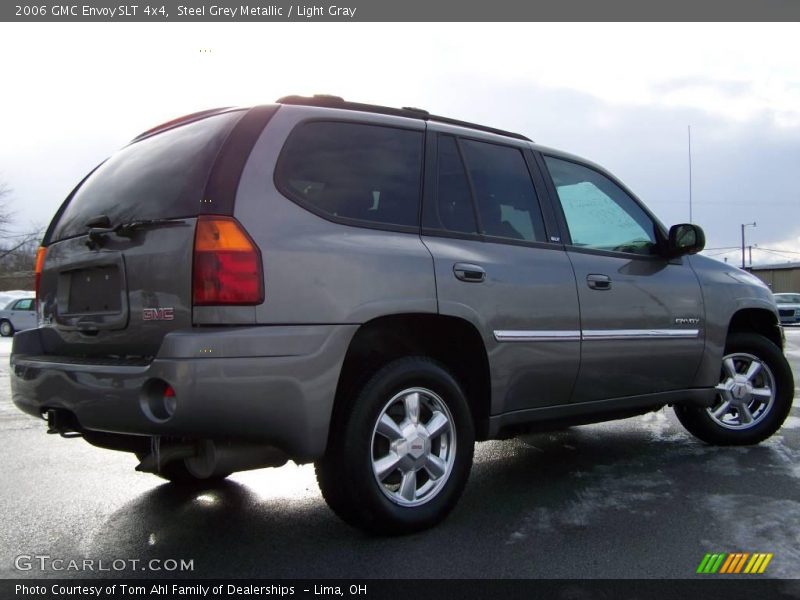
[34, 246, 47, 310]
[192, 216, 263, 306]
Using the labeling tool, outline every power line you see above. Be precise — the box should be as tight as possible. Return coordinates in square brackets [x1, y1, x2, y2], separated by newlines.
[754, 248, 800, 260]
[704, 246, 800, 255]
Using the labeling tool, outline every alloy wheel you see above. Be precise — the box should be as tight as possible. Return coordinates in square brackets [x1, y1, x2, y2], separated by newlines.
[370, 387, 456, 507]
[708, 352, 776, 430]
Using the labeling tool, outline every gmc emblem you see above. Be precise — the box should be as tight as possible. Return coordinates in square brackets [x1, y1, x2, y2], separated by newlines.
[143, 308, 175, 321]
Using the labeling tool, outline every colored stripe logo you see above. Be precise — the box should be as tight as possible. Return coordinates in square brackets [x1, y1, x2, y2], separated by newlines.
[697, 553, 773, 574]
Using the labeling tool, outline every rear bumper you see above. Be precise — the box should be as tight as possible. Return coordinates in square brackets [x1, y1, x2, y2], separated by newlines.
[10, 324, 358, 462]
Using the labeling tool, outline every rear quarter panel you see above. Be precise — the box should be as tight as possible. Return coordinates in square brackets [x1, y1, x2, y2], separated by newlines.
[233, 106, 437, 325]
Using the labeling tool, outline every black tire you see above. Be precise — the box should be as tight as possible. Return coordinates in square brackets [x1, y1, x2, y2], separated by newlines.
[315, 356, 475, 535]
[0, 320, 14, 337]
[674, 332, 794, 445]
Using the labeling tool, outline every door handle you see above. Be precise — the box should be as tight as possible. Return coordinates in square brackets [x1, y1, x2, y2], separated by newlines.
[453, 263, 486, 283]
[587, 274, 611, 290]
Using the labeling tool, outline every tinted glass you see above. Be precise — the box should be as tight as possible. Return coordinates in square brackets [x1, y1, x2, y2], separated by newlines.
[545, 156, 657, 255]
[14, 299, 33, 310]
[50, 111, 244, 242]
[776, 294, 800, 304]
[277, 122, 423, 228]
[434, 136, 477, 234]
[459, 139, 545, 242]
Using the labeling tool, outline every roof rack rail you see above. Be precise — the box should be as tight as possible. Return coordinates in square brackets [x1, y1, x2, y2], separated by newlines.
[275, 95, 532, 142]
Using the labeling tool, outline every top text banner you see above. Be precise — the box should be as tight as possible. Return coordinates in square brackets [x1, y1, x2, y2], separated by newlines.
[4, 0, 800, 22]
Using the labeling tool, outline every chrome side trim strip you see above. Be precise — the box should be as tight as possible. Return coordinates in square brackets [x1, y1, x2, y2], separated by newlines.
[581, 329, 700, 340]
[493, 328, 700, 342]
[494, 330, 581, 342]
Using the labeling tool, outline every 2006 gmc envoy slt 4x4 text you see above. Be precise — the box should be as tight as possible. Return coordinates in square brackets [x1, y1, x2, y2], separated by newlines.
[12, 95, 794, 534]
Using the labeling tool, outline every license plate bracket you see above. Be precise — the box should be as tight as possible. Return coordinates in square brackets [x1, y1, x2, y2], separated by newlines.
[66, 265, 122, 314]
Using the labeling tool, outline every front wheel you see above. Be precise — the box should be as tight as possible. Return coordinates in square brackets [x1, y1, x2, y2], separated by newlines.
[316, 357, 475, 535]
[675, 332, 794, 445]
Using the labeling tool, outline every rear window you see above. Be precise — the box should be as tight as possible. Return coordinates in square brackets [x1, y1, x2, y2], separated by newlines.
[275, 121, 424, 228]
[49, 111, 243, 242]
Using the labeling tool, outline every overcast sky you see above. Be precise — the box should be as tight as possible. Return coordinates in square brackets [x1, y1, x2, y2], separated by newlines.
[1, 22, 798, 265]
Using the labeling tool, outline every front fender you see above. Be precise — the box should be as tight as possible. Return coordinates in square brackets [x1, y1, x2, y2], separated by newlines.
[689, 256, 780, 387]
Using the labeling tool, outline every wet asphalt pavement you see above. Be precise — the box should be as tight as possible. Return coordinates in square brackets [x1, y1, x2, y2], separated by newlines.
[1, 331, 799, 580]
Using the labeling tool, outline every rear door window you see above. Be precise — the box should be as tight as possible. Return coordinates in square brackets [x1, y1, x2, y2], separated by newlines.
[50, 110, 244, 242]
[459, 139, 546, 242]
[432, 136, 478, 235]
[13, 299, 33, 311]
[276, 121, 424, 228]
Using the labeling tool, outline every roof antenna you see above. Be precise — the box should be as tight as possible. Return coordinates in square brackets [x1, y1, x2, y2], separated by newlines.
[688, 125, 693, 223]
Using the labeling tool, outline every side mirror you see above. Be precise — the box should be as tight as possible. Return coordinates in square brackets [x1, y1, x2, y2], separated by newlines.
[667, 223, 705, 257]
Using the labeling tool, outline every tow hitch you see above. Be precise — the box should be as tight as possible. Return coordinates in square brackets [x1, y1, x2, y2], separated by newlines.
[45, 409, 83, 438]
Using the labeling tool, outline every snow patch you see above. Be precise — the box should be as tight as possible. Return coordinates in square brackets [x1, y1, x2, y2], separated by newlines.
[702, 494, 800, 578]
[506, 471, 672, 544]
[763, 436, 800, 479]
[781, 416, 800, 430]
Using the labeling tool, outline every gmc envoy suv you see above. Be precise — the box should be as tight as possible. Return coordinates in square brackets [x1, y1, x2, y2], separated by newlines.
[11, 95, 794, 533]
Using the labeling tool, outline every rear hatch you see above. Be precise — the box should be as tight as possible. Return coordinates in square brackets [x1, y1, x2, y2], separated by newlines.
[36, 108, 267, 359]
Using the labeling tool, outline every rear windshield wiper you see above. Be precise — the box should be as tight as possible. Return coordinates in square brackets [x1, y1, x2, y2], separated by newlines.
[85, 215, 185, 248]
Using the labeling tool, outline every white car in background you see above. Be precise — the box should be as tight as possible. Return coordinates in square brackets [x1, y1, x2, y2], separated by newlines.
[775, 293, 800, 326]
[0, 297, 36, 337]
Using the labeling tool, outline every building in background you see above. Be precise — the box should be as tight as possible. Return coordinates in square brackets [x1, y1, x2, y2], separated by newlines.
[748, 262, 800, 293]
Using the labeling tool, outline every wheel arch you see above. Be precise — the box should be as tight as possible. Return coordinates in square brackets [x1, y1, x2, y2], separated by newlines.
[329, 313, 492, 443]
[727, 308, 782, 349]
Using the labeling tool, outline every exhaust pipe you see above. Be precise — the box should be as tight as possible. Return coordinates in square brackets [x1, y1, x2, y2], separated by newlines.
[136, 438, 288, 479]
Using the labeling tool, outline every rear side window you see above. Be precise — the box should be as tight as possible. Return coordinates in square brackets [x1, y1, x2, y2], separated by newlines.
[434, 136, 478, 234]
[13, 299, 33, 310]
[50, 111, 244, 242]
[459, 139, 546, 242]
[276, 121, 423, 228]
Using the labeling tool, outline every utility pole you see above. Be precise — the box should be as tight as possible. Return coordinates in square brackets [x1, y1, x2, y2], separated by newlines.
[741, 222, 756, 269]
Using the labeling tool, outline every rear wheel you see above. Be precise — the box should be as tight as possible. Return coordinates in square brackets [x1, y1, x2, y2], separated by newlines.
[675, 332, 794, 445]
[0, 320, 14, 337]
[316, 356, 475, 534]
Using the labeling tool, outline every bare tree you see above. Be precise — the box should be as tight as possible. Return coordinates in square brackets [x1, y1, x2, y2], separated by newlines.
[0, 179, 12, 233]
[0, 180, 43, 290]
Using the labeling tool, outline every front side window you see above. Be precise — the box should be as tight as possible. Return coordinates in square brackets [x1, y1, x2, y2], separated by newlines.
[460, 139, 546, 242]
[276, 121, 424, 228]
[544, 156, 658, 255]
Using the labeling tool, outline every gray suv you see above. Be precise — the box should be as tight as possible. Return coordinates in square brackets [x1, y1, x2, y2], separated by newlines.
[11, 95, 794, 534]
